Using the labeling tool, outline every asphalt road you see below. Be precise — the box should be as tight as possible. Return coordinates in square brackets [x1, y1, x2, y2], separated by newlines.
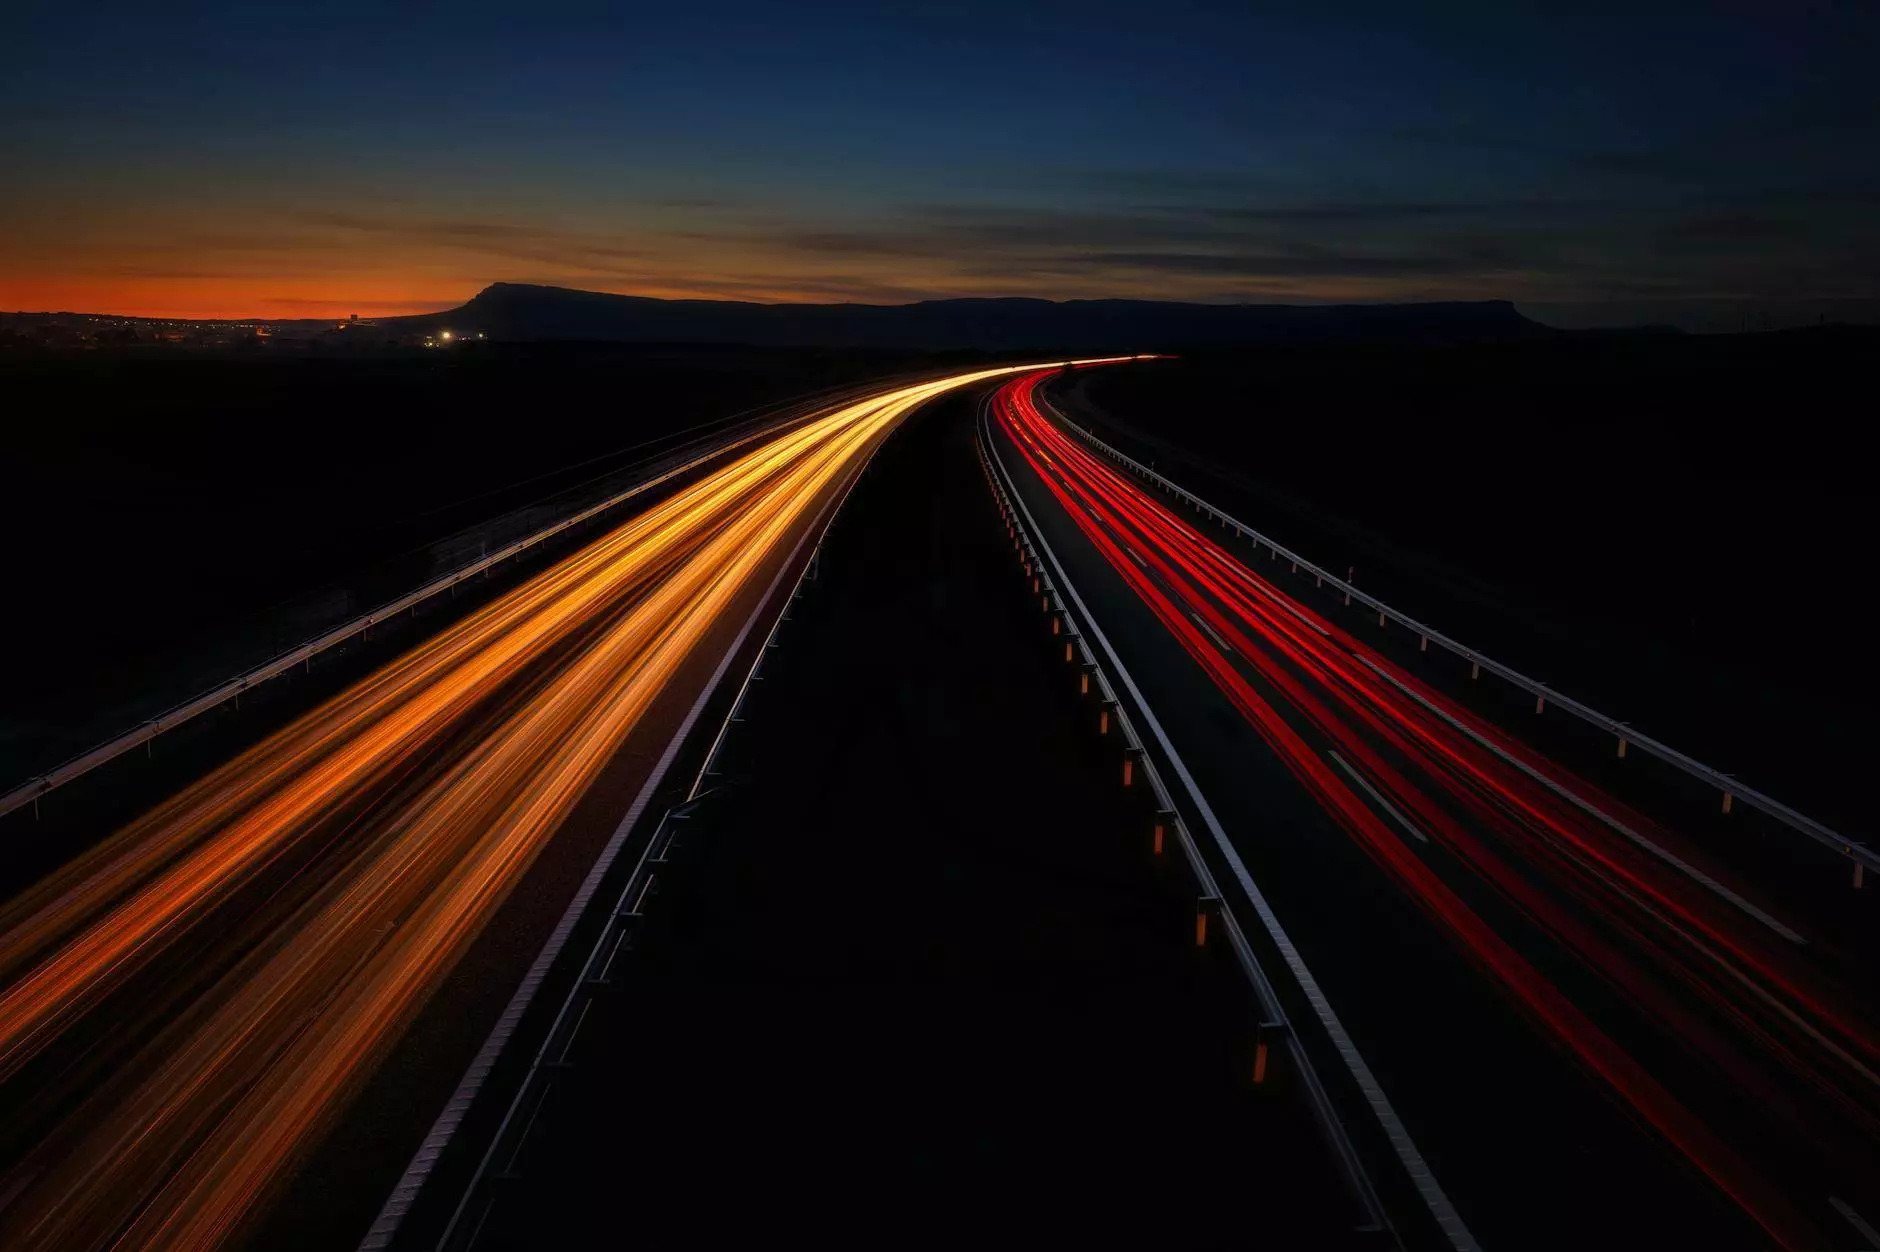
[454, 387, 1368, 1251]
[989, 371, 1880, 1252]
[0, 366, 1039, 1252]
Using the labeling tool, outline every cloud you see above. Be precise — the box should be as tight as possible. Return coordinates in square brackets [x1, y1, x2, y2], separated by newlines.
[291, 210, 654, 268]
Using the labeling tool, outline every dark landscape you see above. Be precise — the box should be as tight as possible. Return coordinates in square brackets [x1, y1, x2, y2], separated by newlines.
[4, 3, 1878, 1251]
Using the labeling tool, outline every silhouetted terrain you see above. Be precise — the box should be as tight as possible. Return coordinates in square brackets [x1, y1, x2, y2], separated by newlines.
[5, 285, 1558, 351]
[385, 284, 1555, 349]
[1051, 327, 1880, 837]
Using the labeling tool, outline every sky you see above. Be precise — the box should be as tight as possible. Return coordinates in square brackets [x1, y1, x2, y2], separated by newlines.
[2, 0, 1876, 328]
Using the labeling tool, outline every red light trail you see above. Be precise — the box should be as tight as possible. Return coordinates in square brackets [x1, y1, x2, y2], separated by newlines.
[994, 371, 1878, 1250]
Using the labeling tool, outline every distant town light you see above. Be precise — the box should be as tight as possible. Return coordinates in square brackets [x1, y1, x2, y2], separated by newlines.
[440, 330, 453, 341]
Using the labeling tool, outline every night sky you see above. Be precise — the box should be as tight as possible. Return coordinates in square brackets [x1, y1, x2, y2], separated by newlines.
[4, 0, 1876, 327]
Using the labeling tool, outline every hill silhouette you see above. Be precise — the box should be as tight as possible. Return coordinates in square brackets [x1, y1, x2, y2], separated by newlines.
[388, 283, 1557, 350]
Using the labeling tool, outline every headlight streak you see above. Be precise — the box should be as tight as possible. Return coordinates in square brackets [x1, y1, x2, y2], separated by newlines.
[0, 362, 1117, 1251]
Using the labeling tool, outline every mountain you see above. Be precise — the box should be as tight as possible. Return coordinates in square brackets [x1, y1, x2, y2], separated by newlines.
[385, 284, 1555, 349]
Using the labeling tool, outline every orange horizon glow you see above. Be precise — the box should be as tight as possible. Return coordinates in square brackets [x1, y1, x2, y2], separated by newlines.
[0, 255, 1482, 321]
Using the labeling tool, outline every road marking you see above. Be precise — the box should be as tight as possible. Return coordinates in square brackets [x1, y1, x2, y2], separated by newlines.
[1329, 751, 1430, 844]
[1831, 1197, 1880, 1249]
[1190, 611, 1235, 656]
[1356, 656, 1805, 946]
[988, 410, 1480, 1252]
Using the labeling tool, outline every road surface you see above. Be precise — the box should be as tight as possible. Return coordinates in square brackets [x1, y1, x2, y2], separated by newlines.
[988, 370, 1880, 1251]
[435, 389, 1366, 1250]
[0, 363, 1075, 1251]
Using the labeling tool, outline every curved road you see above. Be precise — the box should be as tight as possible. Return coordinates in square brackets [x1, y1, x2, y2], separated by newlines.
[0, 363, 1095, 1251]
[988, 370, 1880, 1252]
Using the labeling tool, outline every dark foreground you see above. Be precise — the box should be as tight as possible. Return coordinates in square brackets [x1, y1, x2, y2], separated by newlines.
[445, 391, 1362, 1250]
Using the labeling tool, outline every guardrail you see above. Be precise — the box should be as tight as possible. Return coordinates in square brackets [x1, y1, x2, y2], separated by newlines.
[0, 376, 908, 826]
[1042, 396, 1879, 881]
[973, 394, 1396, 1244]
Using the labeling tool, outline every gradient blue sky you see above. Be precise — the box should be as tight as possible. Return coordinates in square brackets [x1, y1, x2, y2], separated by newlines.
[3, 0, 1876, 326]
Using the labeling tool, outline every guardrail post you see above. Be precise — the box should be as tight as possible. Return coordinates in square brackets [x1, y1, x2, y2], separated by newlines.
[1122, 748, 1141, 789]
[1470, 662, 1480, 679]
[1195, 896, 1220, 947]
[1099, 701, 1115, 735]
[1855, 862, 1865, 889]
[1253, 1021, 1280, 1085]
[1152, 809, 1174, 857]
[1535, 694, 1546, 714]
[1617, 737, 1628, 759]
[1377, 610, 1386, 628]
[1721, 792, 1734, 815]
[1080, 664, 1094, 695]
[1419, 635, 1428, 652]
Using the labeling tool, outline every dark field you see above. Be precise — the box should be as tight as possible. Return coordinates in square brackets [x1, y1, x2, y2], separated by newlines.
[0, 344, 998, 785]
[1054, 330, 1879, 841]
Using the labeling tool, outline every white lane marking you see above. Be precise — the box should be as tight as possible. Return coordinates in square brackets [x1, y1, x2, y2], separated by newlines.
[1329, 751, 1430, 844]
[988, 413, 1481, 1252]
[1831, 1197, 1880, 1249]
[1190, 611, 1235, 656]
[1357, 656, 1805, 946]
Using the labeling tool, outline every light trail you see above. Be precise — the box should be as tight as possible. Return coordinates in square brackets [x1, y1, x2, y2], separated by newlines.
[0, 362, 1118, 1251]
[994, 371, 1880, 1250]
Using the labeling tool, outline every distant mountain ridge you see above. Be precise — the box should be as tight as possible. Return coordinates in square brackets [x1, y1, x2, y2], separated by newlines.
[386, 283, 1557, 349]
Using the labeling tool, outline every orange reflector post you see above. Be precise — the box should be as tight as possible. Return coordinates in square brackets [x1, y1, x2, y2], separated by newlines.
[1122, 757, 1134, 787]
[1253, 1040, 1269, 1085]
[1080, 672, 1090, 695]
[1195, 896, 1220, 948]
[1722, 792, 1734, 815]
[1152, 823, 1165, 856]
[1098, 708, 1109, 735]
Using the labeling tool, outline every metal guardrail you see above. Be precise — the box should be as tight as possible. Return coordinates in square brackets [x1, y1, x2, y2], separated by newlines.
[1043, 398, 1879, 878]
[364, 449, 867, 1252]
[973, 394, 1399, 1245]
[0, 375, 914, 826]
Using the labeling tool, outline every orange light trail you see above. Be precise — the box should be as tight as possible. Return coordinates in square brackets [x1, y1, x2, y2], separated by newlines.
[0, 362, 1111, 1250]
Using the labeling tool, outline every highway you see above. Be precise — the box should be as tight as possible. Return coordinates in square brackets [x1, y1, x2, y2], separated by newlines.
[0, 363, 1078, 1251]
[987, 370, 1880, 1251]
[438, 389, 1364, 1250]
